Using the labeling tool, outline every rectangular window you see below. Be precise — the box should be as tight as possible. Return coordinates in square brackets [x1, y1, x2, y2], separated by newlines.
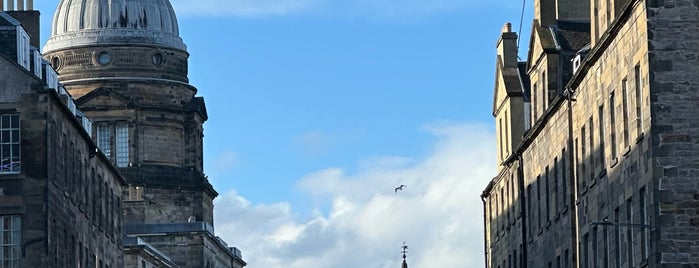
[0, 215, 21, 268]
[16, 28, 30, 70]
[622, 79, 630, 147]
[537, 175, 542, 231]
[533, 83, 538, 120]
[527, 185, 533, 239]
[580, 126, 587, 189]
[97, 125, 111, 157]
[604, 221, 610, 268]
[554, 158, 559, 216]
[592, 226, 599, 268]
[507, 179, 511, 224]
[545, 167, 550, 222]
[557, 255, 561, 268]
[562, 149, 567, 209]
[588, 117, 595, 181]
[598, 106, 606, 170]
[564, 249, 569, 268]
[609, 91, 617, 159]
[0, 114, 21, 174]
[583, 233, 590, 268]
[543, 72, 548, 110]
[634, 65, 643, 137]
[626, 198, 634, 267]
[505, 111, 509, 155]
[614, 207, 621, 268]
[501, 188, 505, 231]
[609, 92, 618, 158]
[116, 125, 129, 167]
[640, 187, 649, 260]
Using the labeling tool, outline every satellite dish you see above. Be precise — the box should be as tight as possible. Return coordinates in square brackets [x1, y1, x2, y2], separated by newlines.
[188, 216, 196, 223]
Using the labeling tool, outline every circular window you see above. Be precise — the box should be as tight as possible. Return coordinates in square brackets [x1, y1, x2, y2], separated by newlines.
[97, 51, 111, 65]
[152, 53, 164, 66]
[51, 56, 61, 69]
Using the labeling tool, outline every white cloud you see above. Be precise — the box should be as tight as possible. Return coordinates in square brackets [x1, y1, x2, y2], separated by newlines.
[213, 121, 495, 268]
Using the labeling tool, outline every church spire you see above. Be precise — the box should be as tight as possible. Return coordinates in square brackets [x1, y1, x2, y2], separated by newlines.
[401, 242, 409, 268]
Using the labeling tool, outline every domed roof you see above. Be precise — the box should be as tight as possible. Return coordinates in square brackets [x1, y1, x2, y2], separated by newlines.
[44, 0, 186, 53]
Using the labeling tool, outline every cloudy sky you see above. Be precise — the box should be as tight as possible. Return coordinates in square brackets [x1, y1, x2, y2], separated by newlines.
[36, 1, 533, 267]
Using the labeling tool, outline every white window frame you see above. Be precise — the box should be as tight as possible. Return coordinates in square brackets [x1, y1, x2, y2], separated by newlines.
[0, 114, 21, 174]
[0, 215, 21, 267]
[97, 125, 111, 157]
[16, 26, 30, 70]
[116, 125, 129, 167]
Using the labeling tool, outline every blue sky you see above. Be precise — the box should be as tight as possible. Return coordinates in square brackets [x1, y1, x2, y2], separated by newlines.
[36, 1, 532, 267]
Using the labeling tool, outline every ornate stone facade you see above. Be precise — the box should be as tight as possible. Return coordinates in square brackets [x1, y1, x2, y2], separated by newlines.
[40, 0, 246, 266]
[483, 0, 699, 267]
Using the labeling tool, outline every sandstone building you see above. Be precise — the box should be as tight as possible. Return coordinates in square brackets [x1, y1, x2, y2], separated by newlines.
[0, 0, 246, 267]
[1, 7, 125, 267]
[482, 0, 699, 267]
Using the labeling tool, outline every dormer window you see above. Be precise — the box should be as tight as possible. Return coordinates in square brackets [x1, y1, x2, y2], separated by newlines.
[16, 27, 30, 70]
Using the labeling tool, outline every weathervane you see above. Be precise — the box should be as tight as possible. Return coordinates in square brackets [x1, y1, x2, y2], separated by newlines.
[401, 242, 409, 268]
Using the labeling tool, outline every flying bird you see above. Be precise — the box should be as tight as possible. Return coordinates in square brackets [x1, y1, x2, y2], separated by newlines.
[395, 185, 407, 193]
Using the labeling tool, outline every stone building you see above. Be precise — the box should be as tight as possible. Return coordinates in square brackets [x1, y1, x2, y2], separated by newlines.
[482, 0, 699, 267]
[1, 0, 246, 266]
[1, 7, 126, 268]
[41, 0, 246, 267]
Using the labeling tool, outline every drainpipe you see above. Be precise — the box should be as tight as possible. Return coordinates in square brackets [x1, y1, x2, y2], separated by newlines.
[517, 154, 527, 268]
[564, 87, 580, 268]
[481, 194, 489, 268]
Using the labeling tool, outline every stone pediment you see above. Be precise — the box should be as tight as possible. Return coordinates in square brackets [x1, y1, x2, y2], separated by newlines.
[75, 87, 135, 109]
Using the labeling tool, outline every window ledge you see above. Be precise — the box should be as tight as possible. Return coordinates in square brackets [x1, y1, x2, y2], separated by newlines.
[610, 157, 619, 168]
[636, 132, 645, 144]
[623, 146, 632, 157]
[0, 173, 24, 180]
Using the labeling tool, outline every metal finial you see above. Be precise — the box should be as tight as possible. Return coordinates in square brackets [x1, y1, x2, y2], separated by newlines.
[401, 242, 408, 259]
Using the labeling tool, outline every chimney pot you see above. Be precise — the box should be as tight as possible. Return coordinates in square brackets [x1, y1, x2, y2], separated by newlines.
[503, 22, 512, 33]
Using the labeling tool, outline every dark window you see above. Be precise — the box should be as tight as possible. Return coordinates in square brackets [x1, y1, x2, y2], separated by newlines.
[609, 92, 618, 158]
[634, 65, 643, 136]
[622, 79, 630, 147]
[598, 106, 606, 169]
[0, 215, 21, 267]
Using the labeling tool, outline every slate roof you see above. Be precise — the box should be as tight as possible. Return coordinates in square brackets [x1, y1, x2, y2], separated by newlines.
[518, 62, 531, 102]
[553, 20, 591, 52]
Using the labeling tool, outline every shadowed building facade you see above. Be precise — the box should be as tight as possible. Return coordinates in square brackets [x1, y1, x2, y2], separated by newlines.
[483, 0, 699, 267]
[1, 4, 126, 267]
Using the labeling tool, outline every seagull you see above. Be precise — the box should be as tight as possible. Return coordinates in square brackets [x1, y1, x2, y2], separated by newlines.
[395, 185, 407, 193]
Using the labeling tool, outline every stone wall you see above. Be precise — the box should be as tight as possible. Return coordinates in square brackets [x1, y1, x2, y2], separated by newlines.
[0, 55, 125, 267]
[646, 0, 699, 265]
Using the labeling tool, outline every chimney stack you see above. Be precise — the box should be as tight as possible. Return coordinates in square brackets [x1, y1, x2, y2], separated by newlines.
[5, 0, 40, 48]
[496, 22, 519, 69]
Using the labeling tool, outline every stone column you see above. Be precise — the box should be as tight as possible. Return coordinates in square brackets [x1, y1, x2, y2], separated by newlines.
[7, 0, 14, 10]
[27, 0, 32, 10]
[17, 0, 23, 10]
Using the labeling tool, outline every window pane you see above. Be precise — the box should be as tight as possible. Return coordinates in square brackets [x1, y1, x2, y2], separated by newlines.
[10, 130, 18, 143]
[116, 125, 129, 167]
[1, 116, 9, 129]
[10, 115, 19, 128]
[1, 130, 9, 143]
